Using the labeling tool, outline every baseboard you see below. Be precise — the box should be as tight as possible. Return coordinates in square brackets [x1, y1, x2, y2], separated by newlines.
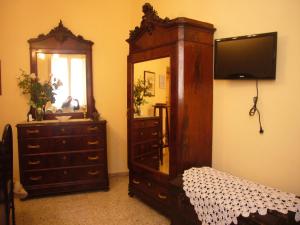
[109, 171, 129, 177]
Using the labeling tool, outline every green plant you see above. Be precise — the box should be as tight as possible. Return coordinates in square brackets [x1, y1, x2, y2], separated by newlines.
[133, 78, 151, 113]
[17, 70, 62, 109]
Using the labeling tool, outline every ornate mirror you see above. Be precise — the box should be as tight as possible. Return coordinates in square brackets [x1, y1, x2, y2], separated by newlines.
[28, 20, 96, 119]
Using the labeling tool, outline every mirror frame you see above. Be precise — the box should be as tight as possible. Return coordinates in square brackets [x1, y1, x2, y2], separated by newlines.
[28, 20, 96, 119]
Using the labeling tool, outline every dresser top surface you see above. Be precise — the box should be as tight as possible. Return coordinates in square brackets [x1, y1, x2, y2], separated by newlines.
[16, 119, 106, 127]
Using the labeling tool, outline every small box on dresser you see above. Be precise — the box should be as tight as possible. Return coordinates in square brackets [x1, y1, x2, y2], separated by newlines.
[17, 119, 109, 198]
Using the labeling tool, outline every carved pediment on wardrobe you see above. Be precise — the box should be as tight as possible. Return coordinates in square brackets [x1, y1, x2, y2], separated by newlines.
[126, 3, 215, 53]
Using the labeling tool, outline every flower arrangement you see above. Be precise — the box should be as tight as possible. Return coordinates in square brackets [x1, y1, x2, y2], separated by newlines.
[133, 78, 151, 116]
[17, 70, 62, 114]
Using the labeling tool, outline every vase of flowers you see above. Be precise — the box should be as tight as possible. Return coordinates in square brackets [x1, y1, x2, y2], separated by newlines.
[17, 70, 62, 121]
[133, 78, 151, 116]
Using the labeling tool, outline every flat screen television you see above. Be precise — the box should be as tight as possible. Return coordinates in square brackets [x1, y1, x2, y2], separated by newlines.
[214, 32, 277, 80]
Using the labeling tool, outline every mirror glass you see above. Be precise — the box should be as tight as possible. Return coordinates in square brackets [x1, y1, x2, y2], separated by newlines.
[133, 57, 170, 174]
[36, 53, 87, 114]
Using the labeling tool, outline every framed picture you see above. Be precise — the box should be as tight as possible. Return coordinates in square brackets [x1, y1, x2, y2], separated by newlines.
[144, 71, 155, 96]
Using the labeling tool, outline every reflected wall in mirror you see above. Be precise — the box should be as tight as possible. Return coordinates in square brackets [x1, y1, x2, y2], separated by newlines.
[133, 57, 170, 174]
[28, 20, 95, 119]
[37, 53, 87, 114]
[133, 57, 170, 117]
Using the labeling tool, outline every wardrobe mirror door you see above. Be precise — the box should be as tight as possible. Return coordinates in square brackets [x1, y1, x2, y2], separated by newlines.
[133, 57, 170, 175]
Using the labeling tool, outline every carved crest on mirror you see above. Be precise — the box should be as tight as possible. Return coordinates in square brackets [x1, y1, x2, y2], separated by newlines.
[28, 20, 96, 120]
[29, 20, 93, 45]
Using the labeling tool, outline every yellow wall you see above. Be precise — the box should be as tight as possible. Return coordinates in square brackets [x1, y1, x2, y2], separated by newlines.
[1, 0, 299, 195]
[0, 0, 132, 176]
[136, 0, 300, 194]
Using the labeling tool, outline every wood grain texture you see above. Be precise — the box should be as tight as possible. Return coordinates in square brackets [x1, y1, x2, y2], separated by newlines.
[17, 120, 109, 198]
[127, 3, 215, 216]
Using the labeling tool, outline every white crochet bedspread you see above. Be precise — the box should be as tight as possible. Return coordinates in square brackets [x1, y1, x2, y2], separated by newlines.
[183, 167, 300, 225]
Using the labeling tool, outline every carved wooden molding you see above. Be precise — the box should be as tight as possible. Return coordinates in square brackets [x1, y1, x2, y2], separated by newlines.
[28, 20, 93, 45]
[127, 3, 171, 43]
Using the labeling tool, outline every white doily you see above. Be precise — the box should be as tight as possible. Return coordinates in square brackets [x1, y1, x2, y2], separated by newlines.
[183, 167, 300, 225]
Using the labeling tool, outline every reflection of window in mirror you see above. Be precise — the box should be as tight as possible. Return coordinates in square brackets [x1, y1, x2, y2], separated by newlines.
[37, 53, 87, 113]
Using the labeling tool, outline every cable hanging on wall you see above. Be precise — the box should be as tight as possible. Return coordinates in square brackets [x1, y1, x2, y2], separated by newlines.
[249, 80, 264, 134]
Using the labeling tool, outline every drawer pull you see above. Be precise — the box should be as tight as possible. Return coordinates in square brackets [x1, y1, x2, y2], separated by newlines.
[26, 129, 39, 134]
[88, 126, 99, 131]
[153, 121, 159, 125]
[158, 193, 167, 200]
[152, 132, 158, 136]
[88, 170, 99, 176]
[60, 128, 65, 132]
[140, 131, 144, 136]
[151, 144, 159, 148]
[28, 160, 40, 165]
[27, 144, 40, 149]
[62, 156, 67, 160]
[88, 156, 99, 161]
[147, 182, 152, 187]
[29, 176, 42, 181]
[132, 179, 140, 185]
[88, 141, 99, 145]
[62, 140, 66, 144]
[63, 170, 68, 175]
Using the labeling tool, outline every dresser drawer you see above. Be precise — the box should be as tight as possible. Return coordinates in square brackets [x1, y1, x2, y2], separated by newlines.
[132, 127, 160, 142]
[22, 150, 104, 170]
[133, 140, 160, 158]
[19, 136, 104, 154]
[133, 118, 160, 129]
[23, 165, 105, 186]
[18, 123, 105, 138]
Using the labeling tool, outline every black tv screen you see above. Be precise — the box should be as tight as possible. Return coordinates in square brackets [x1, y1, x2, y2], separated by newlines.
[214, 32, 277, 80]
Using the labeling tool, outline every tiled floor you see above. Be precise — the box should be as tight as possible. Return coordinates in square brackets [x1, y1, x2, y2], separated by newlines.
[15, 176, 170, 225]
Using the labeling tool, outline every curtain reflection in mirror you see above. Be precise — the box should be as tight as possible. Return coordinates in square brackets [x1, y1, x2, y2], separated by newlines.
[37, 53, 87, 113]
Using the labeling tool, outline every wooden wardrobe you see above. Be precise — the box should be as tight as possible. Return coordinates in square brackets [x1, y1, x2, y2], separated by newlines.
[127, 3, 215, 216]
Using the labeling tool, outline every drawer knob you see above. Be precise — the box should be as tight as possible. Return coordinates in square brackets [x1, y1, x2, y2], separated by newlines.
[29, 176, 42, 181]
[147, 182, 152, 187]
[140, 131, 144, 136]
[158, 193, 167, 200]
[132, 179, 140, 185]
[62, 140, 66, 144]
[62, 156, 67, 160]
[88, 170, 99, 176]
[28, 160, 40, 165]
[26, 129, 39, 134]
[63, 170, 68, 175]
[152, 132, 158, 136]
[88, 156, 99, 161]
[88, 140, 99, 145]
[27, 144, 40, 149]
[60, 128, 65, 132]
[88, 126, 99, 131]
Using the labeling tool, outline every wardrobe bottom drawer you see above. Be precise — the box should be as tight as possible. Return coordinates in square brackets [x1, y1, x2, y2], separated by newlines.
[130, 174, 170, 207]
[22, 165, 105, 186]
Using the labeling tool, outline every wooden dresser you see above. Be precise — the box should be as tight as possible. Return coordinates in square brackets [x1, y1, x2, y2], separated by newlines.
[17, 119, 109, 198]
